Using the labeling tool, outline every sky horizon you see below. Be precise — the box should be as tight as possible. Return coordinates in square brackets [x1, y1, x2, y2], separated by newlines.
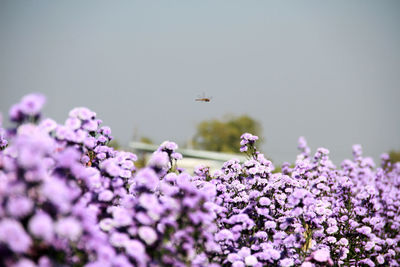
[1, 0, 399, 165]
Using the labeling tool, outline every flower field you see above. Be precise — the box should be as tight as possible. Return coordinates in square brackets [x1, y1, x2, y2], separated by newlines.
[0, 94, 399, 266]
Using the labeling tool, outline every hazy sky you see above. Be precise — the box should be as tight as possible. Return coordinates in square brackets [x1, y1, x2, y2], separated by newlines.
[1, 0, 399, 165]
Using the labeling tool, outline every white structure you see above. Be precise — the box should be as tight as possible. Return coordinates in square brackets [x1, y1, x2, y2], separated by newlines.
[129, 141, 247, 174]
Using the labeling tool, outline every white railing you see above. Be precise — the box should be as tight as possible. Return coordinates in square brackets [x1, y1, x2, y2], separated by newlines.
[129, 141, 247, 162]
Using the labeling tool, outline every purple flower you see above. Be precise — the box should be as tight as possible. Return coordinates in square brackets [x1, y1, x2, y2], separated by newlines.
[176, 173, 197, 192]
[19, 93, 46, 116]
[159, 141, 178, 152]
[0, 138, 7, 149]
[238, 247, 251, 258]
[0, 219, 32, 253]
[69, 107, 95, 120]
[98, 190, 114, 202]
[139, 193, 163, 216]
[81, 167, 102, 189]
[280, 258, 294, 267]
[326, 225, 338, 235]
[352, 144, 363, 158]
[138, 226, 158, 245]
[9, 103, 24, 122]
[83, 120, 99, 132]
[135, 168, 160, 191]
[100, 126, 112, 136]
[105, 256, 127, 267]
[55, 217, 82, 242]
[120, 161, 135, 172]
[266, 248, 281, 260]
[244, 255, 258, 266]
[377, 255, 385, 264]
[41, 178, 74, 212]
[254, 231, 268, 239]
[28, 212, 54, 242]
[119, 169, 132, 179]
[365, 241, 375, 251]
[97, 135, 108, 143]
[292, 188, 309, 199]
[110, 232, 129, 247]
[313, 249, 330, 262]
[199, 182, 217, 199]
[112, 207, 132, 227]
[171, 152, 182, 160]
[100, 158, 122, 177]
[65, 117, 82, 130]
[240, 133, 258, 142]
[357, 226, 372, 235]
[99, 218, 114, 232]
[227, 253, 241, 263]
[6, 196, 33, 218]
[359, 258, 375, 267]
[14, 259, 36, 267]
[125, 239, 147, 264]
[148, 151, 169, 170]
[290, 207, 303, 217]
[38, 118, 58, 133]
[0, 119, 7, 148]
[56, 147, 81, 168]
[338, 238, 348, 246]
[264, 221, 277, 229]
[232, 261, 245, 267]
[239, 133, 259, 152]
[84, 136, 96, 148]
[215, 229, 234, 241]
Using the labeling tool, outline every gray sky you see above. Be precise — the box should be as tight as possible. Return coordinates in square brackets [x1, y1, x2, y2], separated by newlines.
[1, 0, 399, 165]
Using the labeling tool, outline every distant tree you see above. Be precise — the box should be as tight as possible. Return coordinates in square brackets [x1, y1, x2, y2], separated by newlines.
[140, 136, 154, 144]
[389, 150, 400, 164]
[192, 114, 263, 153]
[108, 139, 120, 150]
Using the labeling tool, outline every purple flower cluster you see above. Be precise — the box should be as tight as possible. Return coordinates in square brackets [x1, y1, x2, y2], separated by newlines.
[0, 123, 88, 265]
[240, 132, 259, 154]
[9, 93, 46, 124]
[0, 93, 399, 266]
[0, 114, 7, 150]
[208, 134, 399, 266]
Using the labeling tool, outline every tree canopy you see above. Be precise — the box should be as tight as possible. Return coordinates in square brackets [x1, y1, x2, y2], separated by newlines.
[192, 114, 263, 153]
[389, 150, 400, 164]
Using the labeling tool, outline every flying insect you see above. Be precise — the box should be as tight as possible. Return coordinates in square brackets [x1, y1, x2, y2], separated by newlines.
[195, 93, 212, 102]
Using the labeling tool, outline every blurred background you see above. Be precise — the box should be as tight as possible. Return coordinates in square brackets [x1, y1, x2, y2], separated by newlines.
[0, 0, 399, 165]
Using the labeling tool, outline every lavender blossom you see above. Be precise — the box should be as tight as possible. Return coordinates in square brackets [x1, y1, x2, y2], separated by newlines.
[1, 93, 400, 266]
